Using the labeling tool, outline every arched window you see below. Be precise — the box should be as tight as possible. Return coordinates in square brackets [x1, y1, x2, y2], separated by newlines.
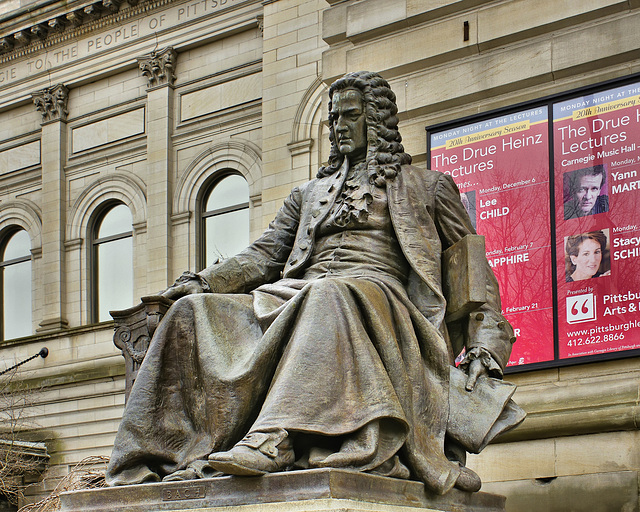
[92, 203, 134, 322]
[0, 229, 32, 340]
[201, 174, 250, 268]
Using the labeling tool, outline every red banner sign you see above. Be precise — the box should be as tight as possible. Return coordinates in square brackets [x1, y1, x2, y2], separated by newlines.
[554, 83, 640, 359]
[430, 107, 554, 367]
[430, 80, 640, 369]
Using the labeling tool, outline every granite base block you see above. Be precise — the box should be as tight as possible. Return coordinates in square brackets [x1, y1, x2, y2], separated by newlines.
[59, 469, 505, 512]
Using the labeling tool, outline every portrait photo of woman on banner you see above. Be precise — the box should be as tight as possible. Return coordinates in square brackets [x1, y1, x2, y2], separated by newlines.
[565, 230, 611, 282]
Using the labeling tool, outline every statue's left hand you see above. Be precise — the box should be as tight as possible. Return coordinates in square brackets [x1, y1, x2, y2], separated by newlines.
[464, 358, 488, 391]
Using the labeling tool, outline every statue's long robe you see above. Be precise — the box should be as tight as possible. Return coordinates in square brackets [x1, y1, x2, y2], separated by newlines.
[106, 164, 514, 494]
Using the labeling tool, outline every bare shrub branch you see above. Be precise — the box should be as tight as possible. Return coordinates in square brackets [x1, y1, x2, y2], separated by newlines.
[18, 456, 109, 512]
[0, 368, 47, 506]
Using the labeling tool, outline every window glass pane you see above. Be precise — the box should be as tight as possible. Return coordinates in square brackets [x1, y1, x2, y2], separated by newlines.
[3, 260, 31, 339]
[3, 230, 30, 261]
[97, 236, 133, 322]
[205, 175, 249, 212]
[205, 209, 249, 266]
[98, 204, 133, 239]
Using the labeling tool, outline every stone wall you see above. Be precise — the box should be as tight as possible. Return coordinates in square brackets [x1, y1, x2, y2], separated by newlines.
[315, 0, 640, 509]
[0, 0, 266, 504]
[0, 0, 638, 510]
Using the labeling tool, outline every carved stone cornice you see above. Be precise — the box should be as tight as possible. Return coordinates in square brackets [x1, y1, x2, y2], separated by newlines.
[13, 30, 31, 46]
[65, 11, 84, 27]
[31, 24, 49, 40]
[83, 3, 102, 20]
[0, 37, 14, 52]
[0, 0, 159, 58]
[103, 0, 121, 13]
[137, 47, 177, 88]
[32, 84, 69, 123]
[48, 17, 67, 32]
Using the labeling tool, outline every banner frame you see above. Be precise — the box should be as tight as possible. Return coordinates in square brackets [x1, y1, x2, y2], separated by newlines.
[426, 73, 640, 374]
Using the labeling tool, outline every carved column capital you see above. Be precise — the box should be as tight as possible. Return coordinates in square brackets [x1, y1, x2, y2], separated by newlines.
[32, 84, 69, 123]
[137, 47, 177, 88]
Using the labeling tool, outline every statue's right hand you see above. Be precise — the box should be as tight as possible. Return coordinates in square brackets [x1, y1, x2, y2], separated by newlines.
[162, 279, 204, 299]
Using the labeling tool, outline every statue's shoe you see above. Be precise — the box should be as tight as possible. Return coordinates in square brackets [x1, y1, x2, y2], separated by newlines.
[162, 460, 222, 481]
[454, 465, 482, 492]
[208, 428, 294, 476]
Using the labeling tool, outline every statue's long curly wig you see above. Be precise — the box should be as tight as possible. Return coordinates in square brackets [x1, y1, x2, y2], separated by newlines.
[318, 71, 411, 186]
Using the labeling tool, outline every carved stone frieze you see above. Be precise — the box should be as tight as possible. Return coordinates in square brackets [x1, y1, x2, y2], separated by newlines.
[137, 47, 177, 88]
[32, 84, 69, 123]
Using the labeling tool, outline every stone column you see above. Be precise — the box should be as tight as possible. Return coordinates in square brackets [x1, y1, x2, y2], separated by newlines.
[32, 84, 69, 331]
[137, 47, 177, 291]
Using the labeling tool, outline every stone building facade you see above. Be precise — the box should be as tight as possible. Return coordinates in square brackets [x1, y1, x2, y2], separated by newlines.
[0, 0, 638, 510]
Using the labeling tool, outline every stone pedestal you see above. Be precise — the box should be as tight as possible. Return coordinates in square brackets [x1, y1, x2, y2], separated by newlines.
[59, 469, 505, 512]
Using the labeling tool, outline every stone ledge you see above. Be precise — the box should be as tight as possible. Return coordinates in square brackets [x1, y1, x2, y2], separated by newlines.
[59, 468, 505, 512]
[482, 470, 639, 512]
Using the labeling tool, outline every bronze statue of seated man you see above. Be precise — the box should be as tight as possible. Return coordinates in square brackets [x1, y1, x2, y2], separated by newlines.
[106, 71, 523, 495]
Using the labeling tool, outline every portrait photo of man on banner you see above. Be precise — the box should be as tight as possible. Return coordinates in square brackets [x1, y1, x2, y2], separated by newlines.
[563, 165, 610, 220]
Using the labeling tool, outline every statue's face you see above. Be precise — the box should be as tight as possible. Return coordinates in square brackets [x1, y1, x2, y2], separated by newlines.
[331, 88, 367, 162]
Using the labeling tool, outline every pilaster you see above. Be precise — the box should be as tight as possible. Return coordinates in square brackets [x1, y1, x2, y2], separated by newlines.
[32, 84, 69, 332]
[138, 47, 177, 291]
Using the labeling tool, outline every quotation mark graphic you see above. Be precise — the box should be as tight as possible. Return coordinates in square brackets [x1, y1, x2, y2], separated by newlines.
[566, 293, 596, 324]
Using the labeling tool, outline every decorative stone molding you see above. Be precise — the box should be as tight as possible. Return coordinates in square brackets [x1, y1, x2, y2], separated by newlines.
[65, 11, 84, 27]
[137, 47, 177, 88]
[32, 84, 69, 123]
[170, 211, 191, 226]
[287, 138, 314, 157]
[31, 24, 48, 40]
[66, 173, 147, 242]
[0, 0, 140, 56]
[13, 30, 31, 46]
[47, 17, 67, 32]
[0, 199, 44, 254]
[174, 140, 262, 215]
[63, 238, 83, 250]
[0, 0, 173, 59]
[103, 0, 121, 13]
[83, 4, 102, 20]
[0, 37, 13, 52]
[250, 193, 262, 208]
[132, 220, 147, 235]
